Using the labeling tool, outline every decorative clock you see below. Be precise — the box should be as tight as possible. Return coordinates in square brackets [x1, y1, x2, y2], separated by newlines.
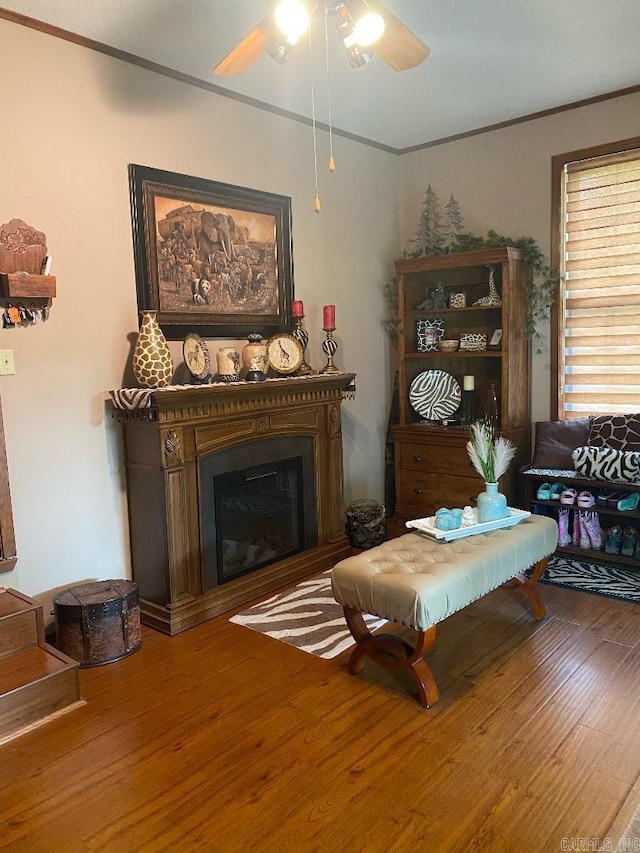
[183, 332, 211, 383]
[266, 333, 304, 375]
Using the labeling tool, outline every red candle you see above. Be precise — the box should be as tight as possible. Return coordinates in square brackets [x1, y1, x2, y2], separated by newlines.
[323, 304, 336, 330]
[291, 299, 304, 318]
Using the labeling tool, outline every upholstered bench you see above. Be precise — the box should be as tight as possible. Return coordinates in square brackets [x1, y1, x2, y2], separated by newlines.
[331, 514, 558, 707]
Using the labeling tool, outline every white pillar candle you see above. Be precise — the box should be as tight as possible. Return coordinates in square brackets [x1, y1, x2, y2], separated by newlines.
[463, 375, 475, 391]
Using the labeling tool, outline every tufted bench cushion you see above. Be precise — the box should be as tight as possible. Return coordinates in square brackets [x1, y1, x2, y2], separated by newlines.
[332, 515, 558, 632]
[331, 514, 558, 707]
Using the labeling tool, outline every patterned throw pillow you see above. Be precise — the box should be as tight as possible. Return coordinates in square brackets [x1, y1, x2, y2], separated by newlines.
[572, 445, 640, 483]
[588, 414, 640, 451]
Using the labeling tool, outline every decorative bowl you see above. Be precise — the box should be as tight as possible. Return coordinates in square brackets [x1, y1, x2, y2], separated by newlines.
[437, 339, 459, 352]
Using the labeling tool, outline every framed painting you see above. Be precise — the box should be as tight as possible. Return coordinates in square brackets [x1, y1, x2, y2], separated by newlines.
[128, 164, 294, 339]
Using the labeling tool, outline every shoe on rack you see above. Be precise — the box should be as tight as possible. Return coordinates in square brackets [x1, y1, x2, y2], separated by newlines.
[604, 525, 622, 555]
[578, 511, 591, 549]
[577, 490, 595, 508]
[572, 510, 581, 546]
[583, 511, 603, 550]
[561, 488, 578, 506]
[549, 482, 566, 501]
[558, 508, 572, 547]
[621, 527, 637, 557]
[596, 490, 615, 507]
[617, 492, 640, 511]
[536, 483, 552, 500]
[607, 490, 628, 508]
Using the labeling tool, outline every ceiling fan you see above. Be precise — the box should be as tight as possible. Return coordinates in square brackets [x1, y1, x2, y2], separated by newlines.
[213, 0, 430, 76]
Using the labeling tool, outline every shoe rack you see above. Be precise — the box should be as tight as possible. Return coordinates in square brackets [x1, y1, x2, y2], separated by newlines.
[521, 469, 640, 567]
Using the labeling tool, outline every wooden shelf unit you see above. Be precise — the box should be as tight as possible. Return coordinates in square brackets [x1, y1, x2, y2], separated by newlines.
[393, 247, 531, 521]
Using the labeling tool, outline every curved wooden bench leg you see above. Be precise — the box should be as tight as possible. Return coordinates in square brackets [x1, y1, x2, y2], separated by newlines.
[503, 557, 548, 620]
[343, 606, 439, 708]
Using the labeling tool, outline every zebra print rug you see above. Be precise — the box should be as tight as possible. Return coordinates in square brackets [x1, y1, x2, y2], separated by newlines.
[229, 556, 638, 660]
[542, 554, 640, 604]
[229, 571, 385, 659]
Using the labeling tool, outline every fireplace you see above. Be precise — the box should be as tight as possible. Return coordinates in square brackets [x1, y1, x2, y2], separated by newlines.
[200, 436, 317, 587]
[114, 373, 354, 634]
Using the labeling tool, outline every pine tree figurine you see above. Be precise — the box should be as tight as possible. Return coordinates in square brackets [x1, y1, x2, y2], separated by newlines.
[442, 194, 464, 253]
[407, 184, 443, 256]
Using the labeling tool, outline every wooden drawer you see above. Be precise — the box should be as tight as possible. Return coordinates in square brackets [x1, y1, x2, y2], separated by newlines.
[398, 442, 474, 477]
[398, 469, 481, 516]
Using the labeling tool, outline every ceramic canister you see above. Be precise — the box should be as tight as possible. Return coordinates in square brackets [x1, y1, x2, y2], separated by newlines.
[241, 333, 268, 381]
[216, 346, 241, 381]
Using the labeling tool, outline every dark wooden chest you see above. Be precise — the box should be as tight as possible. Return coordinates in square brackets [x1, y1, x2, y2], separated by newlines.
[53, 579, 141, 667]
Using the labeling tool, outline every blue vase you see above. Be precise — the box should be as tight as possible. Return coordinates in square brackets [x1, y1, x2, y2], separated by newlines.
[477, 482, 508, 523]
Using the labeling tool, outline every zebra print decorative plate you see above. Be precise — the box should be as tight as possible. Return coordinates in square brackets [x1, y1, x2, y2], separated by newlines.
[409, 369, 461, 421]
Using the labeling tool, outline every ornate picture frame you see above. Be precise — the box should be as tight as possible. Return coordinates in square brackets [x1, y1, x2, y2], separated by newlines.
[129, 164, 294, 339]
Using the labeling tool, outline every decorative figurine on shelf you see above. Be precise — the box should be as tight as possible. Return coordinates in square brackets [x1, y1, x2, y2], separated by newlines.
[473, 265, 502, 307]
[291, 300, 314, 375]
[320, 304, 340, 374]
[416, 296, 434, 310]
[431, 283, 448, 310]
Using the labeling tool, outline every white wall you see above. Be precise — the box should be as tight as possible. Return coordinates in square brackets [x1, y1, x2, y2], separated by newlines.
[0, 19, 400, 606]
[398, 92, 640, 424]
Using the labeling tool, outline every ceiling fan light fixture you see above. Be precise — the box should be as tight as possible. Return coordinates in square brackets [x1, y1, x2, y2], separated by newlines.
[345, 44, 374, 68]
[274, 0, 311, 43]
[352, 11, 385, 46]
[264, 35, 294, 64]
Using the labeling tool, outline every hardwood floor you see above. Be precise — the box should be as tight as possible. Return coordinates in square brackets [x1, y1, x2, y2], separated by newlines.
[0, 577, 638, 852]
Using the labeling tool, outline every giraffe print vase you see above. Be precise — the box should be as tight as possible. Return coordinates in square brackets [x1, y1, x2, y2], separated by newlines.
[132, 311, 173, 388]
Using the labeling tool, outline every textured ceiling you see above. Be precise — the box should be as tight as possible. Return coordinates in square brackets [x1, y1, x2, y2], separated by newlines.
[3, 0, 640, 150]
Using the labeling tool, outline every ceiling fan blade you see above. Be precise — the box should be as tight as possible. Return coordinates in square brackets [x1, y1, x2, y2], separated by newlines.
[368, 1, 430, 71]
[213, 17, 273, 76]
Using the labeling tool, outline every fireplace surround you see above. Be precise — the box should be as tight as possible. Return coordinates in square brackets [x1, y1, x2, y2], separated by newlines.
[113, 373, 354, 634]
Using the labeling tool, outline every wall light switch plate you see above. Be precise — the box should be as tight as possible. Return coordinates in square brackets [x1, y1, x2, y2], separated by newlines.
[0, 350, 16, 375]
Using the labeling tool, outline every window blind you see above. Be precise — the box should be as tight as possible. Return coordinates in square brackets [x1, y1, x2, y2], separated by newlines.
[560, 147, 640, 416]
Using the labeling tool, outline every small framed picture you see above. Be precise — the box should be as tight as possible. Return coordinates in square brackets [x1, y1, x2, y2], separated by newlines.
[489, 328, 503, 350]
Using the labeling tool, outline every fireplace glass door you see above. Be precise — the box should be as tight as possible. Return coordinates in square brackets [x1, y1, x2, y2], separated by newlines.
[199, 435, 317, 589]
[214, 457, 304, 583]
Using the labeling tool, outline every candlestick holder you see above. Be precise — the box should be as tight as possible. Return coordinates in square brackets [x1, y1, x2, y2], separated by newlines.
[462, 389, 475, 425]
[292, 316, 315, 375]
[320, 328, 340, 374]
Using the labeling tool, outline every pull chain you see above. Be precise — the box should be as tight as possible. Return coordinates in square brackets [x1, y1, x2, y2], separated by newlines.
[324, 2, 335, 173]
[309, 23, 321, 212]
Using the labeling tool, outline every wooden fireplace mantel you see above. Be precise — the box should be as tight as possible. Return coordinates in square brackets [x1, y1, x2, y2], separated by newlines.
[113, 373, 355, 635]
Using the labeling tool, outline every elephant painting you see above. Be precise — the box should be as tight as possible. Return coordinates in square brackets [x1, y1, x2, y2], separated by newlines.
[198, 211, 237, 264]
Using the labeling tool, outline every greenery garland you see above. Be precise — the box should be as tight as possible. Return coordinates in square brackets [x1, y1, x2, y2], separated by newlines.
[383, 187, 559, 344]
[454, 229, 559, 339]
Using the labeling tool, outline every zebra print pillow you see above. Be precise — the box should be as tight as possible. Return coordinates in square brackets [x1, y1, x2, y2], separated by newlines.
[571, 445, 640, 483]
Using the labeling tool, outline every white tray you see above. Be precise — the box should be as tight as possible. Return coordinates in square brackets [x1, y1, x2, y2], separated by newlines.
[406, 508, 531, 541]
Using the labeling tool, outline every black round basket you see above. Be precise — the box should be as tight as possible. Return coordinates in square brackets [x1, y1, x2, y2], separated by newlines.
[345, 499, 386, 549]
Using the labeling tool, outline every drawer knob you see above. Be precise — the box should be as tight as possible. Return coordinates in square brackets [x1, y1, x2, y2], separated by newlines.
[413, 454, 423, 463]
[413, 487, 423, 495]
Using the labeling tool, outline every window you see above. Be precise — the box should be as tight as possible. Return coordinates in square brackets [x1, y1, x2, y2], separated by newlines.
[552, 138, 640, 419]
